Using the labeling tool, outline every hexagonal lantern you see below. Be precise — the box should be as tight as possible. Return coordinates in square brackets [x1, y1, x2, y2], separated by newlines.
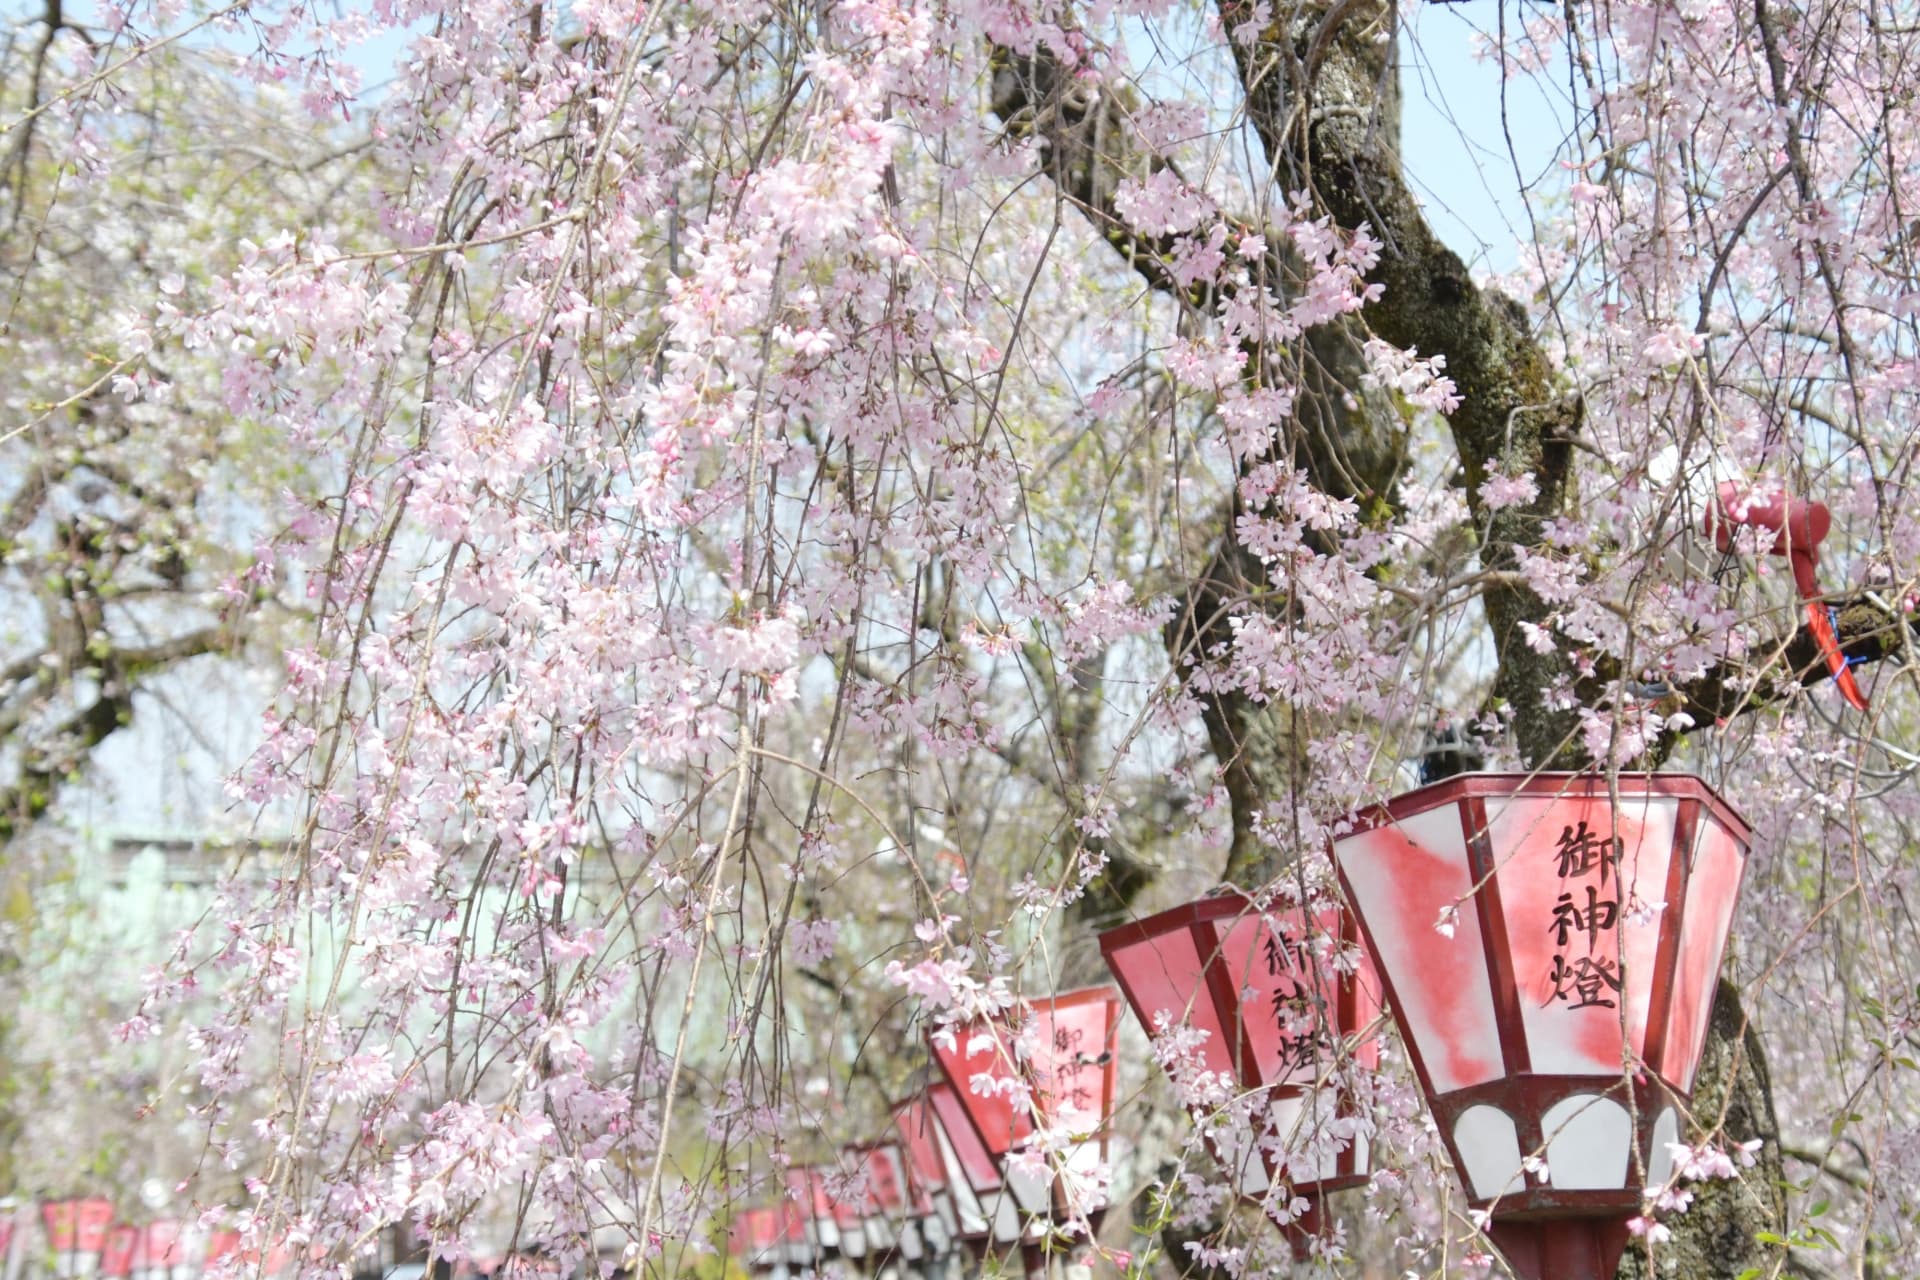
[770, 1196, 814, 1272]
[925, 1080, 1026, 1253]
[43, 1200, 116, 1279]
[892, 1092, 969, 1251]
[102, 1224, 137, 1280]
[1328, 772, 1751, 1280]
[929, 986, 1122, 1235]
[725, 1207, 791, 1275]
[784, 1166, 842, 1262]
[1098, 890, 1382, 1254]
[843, 1141, 938, 1261]
[124, 1222, 189, 1280]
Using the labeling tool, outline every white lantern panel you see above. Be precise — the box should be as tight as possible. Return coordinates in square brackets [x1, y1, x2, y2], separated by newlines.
[1647, 1107, 1681, 1188]
[933, 1126, 989, 1236]
[988, 1189, 1023, 1245]
[1453, 1105, 1524, 1201]
[1539, 1093, 1631, 1190]
[1210, 1121, 1271, 1198]
[1267, 1093, 1348, 1184]
[1005, 1162, 1051, 1216]
[931, 1191, 960, 1241]
[1058, 1138, 1108, 1215]
[1333, 804, 1503, 1092]
[1486, 793, 1676, 1075]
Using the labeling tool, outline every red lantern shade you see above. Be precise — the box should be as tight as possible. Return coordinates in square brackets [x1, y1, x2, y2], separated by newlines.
[43, 1200, 116, 1279]
[204, 1231, 242, 1265]
[1329, 772, 1751, 1280]
[1097, 891, 1382, 1251]
[929, 986, 1122, 1226]
[133, 1222, 189, 1280]
[102, 1227, 138, 1280]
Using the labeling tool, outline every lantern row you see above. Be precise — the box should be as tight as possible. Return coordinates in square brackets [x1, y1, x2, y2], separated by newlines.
[725, 985, 1127, 1280]
[2, 1200, 250, 1280]
[551, 771, 1750, 1280]
[866, 771, 1749, 1280]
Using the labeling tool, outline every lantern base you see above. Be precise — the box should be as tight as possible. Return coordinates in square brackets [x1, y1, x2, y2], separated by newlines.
[1486, 1217, 1629, 1280]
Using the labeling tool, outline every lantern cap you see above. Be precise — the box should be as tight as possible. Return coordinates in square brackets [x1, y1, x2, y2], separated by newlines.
[1094, 887, 1261, 953]
[1343, 770, 1751, 846]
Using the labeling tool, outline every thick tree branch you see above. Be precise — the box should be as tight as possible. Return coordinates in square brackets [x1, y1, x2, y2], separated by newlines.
[1219, 0, 1589, 767]
[987, 46, 1199, 307]
[991, 33, 1416, 885]
[0, 624, 228, 845]
[1672, 594, 1914, 728]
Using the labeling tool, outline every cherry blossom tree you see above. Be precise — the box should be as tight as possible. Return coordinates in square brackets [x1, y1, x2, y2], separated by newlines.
[6, 0, 1920, 1275]
[0, 23, 376, 1191]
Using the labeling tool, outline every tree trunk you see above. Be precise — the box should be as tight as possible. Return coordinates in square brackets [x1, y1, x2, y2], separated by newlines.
[1615, 980, 1787, 1280]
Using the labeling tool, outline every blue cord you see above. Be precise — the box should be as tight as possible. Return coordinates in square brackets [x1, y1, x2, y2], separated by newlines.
[1829, 606, 1869, 668]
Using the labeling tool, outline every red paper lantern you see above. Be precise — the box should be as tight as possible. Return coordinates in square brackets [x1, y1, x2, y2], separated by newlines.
[726, 1208, 794, 1273]
[892, 1092, 970, 1250]
[841, 1142, 927, 1259]
[1329, 772, 1751, 1280]
[775, 1199, 811, 1269]
[133, 1222, 189, 1280]
[43, 1200, 116, 1279]
[925, 1080, 1024, 1250]
[101, 1227, 138, 1280]
[1098, 890, 1382, 1252]
[203, 1230, 243, 1274]
[929, 986, 1122, 1228]
[784, 1167, 842, 1259]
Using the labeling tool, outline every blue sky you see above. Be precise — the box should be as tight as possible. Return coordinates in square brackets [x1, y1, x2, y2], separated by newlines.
[1401, 1, 1576, 274]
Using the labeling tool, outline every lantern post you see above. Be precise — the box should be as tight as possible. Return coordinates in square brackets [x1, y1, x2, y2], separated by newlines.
[1097, 891, 1381, 1258]
[1328, 772, 1751, 1280]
